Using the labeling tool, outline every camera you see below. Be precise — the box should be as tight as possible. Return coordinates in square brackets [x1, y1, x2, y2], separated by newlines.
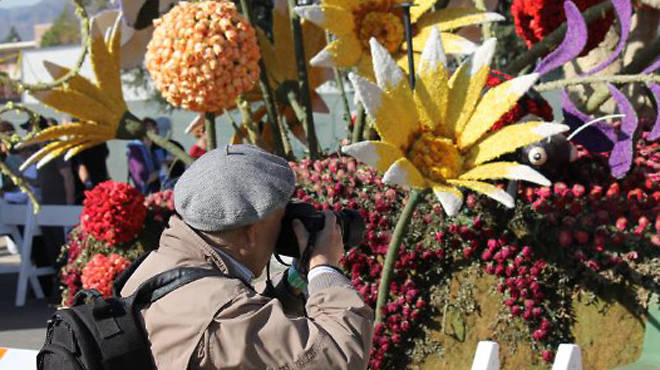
[275, 202, 366, 258]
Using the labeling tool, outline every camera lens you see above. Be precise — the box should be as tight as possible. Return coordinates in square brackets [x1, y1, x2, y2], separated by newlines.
[275, 202, 366, 258]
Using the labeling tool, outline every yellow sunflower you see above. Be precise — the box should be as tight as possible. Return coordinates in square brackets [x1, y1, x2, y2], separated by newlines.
[342, 29, 569, 216]
[294, 0, 503, 76]
[19, 16, 134, 170]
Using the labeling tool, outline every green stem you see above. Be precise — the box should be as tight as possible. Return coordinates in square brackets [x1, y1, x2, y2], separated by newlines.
[536, 74, 660, 92]
[505, 1, 614, 76]
[352, 102, 366, 144]
[237, 96, 260, 146]
[374, 189, 424, 325]
[326, 32, 353, 133]
[288, 0, 320, 159]
[205, 112, 217, 151]
[286, 88, 306, 123]
[146, 131, 194, 166]
[473, 0, 492, 39]
[278, 117, 294, 159]
[240, 0, 286, 157]
[585, 35, 660, 113]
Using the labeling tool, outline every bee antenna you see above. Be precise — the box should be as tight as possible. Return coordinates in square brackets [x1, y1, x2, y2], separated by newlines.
[566, 114, 625, 141]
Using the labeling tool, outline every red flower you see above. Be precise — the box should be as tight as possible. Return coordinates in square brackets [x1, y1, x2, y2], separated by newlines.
[81, 181, 147, 246]
[81, 254, 131, 298]
[511, 0, 614, 56]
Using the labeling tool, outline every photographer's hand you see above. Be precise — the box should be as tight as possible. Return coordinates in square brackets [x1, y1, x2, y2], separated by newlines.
[292, 210, 344, 271]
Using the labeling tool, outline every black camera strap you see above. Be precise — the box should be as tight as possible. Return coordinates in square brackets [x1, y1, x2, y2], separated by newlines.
[297, 231, 317, 276]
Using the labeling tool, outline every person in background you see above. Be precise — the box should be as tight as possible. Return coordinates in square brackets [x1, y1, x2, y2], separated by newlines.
[160, 140, 186, 190]
[0, 121, 21, 193]
[127, 117, 167, 194]
[35, 117, 76, 300]
[186, 113, 207, 158]
[3, 118, 43, 204]
[68, 119, 110, 203]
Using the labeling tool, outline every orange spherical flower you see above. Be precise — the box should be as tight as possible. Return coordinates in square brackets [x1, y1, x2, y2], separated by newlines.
[146, 1, 261, 112]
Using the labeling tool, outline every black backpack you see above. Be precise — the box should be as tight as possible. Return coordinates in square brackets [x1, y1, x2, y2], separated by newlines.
[37, 255, 223, 370]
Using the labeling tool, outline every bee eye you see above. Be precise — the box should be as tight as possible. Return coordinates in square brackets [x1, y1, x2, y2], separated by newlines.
[528, 147, 548, 166]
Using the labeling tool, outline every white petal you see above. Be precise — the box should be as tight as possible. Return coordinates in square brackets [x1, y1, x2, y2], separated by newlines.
[419, 27, 447, 74]
[532, 122, 571, 137]
[383, 162, 410, 187]
[488, 188, 515, 208]
[341, 142, 380, 167]
[469, 38, 496, 76]
[348, 72, 383, 122]
[369, 37, 406, 90]
[310, 48, 336, 68]
[433, 190, 463, 217]
[293, 5, 325, 26]
[507, 165, 551, 186]
[510, 73, 540, 94]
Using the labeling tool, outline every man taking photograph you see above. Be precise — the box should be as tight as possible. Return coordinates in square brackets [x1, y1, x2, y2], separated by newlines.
[121, 144, 374, 369]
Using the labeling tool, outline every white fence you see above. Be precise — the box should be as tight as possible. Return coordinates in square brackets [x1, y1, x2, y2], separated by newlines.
[471, 342, 583, 370]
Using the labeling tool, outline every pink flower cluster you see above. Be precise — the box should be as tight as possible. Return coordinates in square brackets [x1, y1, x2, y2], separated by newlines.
[292, 155, 446, 369]
[81, 253, 131, 298]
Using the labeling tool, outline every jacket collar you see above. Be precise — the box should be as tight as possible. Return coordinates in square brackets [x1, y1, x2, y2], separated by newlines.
[159, 215, 254, 285]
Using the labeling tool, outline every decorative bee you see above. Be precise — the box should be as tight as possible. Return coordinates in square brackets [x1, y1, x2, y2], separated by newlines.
[517, 134, 577, 179]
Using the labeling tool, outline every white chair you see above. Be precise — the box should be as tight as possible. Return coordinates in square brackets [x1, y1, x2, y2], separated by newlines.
[552, 344, 583, 370]
[13, 202, 82, 306]
[471, 341, 500, 370]
[0, 202, 28, 276]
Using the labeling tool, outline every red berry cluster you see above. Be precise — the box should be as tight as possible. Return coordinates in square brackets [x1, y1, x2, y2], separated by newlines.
[485, 69, 554, 132]
[81, 180, 147, 246]
[521, 139, 660, 276]
[511, 0, 614, 56]
[81, 253, 131, 298]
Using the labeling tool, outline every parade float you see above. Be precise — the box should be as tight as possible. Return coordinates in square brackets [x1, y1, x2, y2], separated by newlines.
[1, 0, 659, 368]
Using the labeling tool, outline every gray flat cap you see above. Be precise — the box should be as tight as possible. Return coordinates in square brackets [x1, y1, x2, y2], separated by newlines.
[174, 144, 295, 231]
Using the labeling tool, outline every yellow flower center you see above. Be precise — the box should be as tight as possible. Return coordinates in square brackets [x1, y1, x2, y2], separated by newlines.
[408, 132, 463, 182]
[357, 11, 404, 53]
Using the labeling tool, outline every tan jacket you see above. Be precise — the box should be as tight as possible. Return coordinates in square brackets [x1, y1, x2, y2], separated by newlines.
[121, 216, 374, 370]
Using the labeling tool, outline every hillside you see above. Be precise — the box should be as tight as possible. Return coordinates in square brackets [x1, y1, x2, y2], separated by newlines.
[0, 0, 68, 41]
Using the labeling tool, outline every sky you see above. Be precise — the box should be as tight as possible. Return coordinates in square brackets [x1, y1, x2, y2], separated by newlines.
[0, 0, 42, 8]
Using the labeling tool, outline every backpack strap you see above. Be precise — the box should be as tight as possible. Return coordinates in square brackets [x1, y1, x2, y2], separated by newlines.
[129, 267, 225, 310]
[113, 251, 151, 296]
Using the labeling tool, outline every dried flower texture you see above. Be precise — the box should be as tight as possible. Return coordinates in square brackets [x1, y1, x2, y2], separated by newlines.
[146, 1, 261, 112]
[342, 32, 568, 216]
[511, 0, 614, 56]
[81, 180, 147, 246]
[81, 254, 131, 298]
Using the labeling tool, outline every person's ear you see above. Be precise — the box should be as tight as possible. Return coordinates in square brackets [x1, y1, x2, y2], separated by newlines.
[245, 223, 258, 249]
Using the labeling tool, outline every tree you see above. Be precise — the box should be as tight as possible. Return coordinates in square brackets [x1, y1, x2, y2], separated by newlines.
[40, 5, 80, 47]
[3, 26, 21, 43]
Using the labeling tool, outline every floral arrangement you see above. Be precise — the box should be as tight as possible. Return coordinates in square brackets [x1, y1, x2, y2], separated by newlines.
[146, 1, 261, 112]
[80, 181, 147, 246]
[2, 0, 659, 367]
[293, 134, 660, 367]
[59, 183, 175, 306]
[81, 254, 131, 298]
[511, 0, 614, 55]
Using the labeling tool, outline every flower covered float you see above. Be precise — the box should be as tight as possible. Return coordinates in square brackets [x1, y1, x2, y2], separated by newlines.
[59, 182, 175, 306]
[342, 29, 568, 216]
